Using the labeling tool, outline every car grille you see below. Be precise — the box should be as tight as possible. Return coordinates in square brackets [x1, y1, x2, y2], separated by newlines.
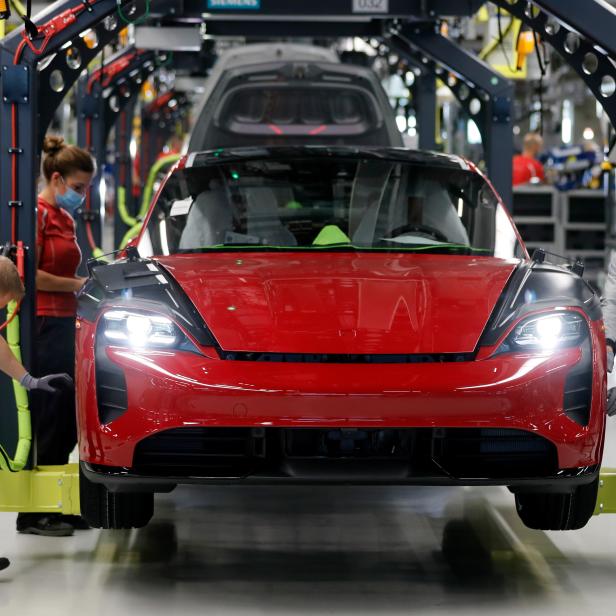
[131, 427, 558, 480]
[218, 352, 474, 363]
[431, 428, 557, 478]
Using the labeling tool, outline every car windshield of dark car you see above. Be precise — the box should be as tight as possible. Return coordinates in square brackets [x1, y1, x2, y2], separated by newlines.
[139, 157, 522, 258]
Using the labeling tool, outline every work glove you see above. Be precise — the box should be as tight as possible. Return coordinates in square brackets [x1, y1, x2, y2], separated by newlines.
[19, 372, 73, 393]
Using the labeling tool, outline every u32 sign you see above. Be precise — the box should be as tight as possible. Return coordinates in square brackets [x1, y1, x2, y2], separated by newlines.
[352, 0, 389, 13]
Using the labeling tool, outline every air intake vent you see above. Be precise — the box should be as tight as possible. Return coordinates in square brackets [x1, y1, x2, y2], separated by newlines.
[95, 342, 128, 425]
[563, 371, 592, 425]
[131, 427, 558, 481]
[432, 428, 557, 479]
[133, 427, 267, 477]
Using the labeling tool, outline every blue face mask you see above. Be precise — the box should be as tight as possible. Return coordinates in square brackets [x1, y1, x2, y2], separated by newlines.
[56, 177, 85, 214]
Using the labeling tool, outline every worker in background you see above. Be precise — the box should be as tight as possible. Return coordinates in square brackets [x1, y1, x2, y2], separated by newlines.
[513, 132, 546, 186]
[603, 251, 616, 416]
[0, 255, 73, 558]
[15, 136, 95, 537]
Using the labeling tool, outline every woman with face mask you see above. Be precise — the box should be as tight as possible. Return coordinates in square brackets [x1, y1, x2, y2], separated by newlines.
[15, 135, 95, 537]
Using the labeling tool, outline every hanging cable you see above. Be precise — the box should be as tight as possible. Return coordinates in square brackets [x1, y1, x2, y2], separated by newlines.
[496, 8, 516, 73]
[479, 10, 513, 61]
[532, 30, 548, 136]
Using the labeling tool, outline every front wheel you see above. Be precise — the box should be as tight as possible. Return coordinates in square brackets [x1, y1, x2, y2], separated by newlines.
[514, 478, 598, 531]
[79, 467, 154, 529]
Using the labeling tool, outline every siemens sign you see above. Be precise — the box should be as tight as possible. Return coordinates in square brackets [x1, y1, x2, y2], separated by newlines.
[352, 0, 389, 13]
[207, 0, 260, 9]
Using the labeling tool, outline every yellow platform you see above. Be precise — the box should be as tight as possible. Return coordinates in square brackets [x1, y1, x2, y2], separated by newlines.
[1, 464, 615, 516]
[0, 463, 80, 514]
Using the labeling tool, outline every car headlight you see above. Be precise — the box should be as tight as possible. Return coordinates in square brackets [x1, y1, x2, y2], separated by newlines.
[102, 310, 180, 348]
[499, 311, 587, 353]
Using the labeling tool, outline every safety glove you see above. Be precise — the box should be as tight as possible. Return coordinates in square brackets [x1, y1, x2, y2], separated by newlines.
[19, 372, 73, 393]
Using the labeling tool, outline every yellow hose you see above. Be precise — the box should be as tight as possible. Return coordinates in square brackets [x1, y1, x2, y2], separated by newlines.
[0, 300, 31, 472]
[117, 186, 137, 227]
[118, 154, 181, 250]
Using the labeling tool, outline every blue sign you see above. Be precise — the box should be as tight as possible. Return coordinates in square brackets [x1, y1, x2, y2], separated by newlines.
[207, 0, 260, 9]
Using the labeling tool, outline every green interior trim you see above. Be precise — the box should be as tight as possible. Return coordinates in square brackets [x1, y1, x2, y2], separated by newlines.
[204, 243, 490, 253]
[312, 225, 351, 246]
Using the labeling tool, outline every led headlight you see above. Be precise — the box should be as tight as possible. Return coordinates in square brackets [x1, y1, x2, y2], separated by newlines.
[103, 310, 179, 348]
[502, 311, 586, 352]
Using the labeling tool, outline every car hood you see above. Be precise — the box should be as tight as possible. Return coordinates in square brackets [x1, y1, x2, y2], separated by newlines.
[156, 253, 518, 354]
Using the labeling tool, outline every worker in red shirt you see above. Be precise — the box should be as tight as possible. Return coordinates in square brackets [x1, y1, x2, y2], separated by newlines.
[15, 135, 95, 537]
[513, 132, 545, 186]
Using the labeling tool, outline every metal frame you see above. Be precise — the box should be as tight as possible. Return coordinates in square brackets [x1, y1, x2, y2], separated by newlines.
[491, 0, 616, 139]
[113, 99, 138, 247]
[0, 0, 148, 463]
[75, 46, 163, 265]
[388, 25, 514, 206]
[3, 0, 616, 491]
[139, 89, 189, 187]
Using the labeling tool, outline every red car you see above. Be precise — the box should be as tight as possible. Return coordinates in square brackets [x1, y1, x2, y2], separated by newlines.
[76, 147, 606, 531]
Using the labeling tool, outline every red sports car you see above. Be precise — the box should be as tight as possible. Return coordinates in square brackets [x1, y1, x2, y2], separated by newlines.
[76, 147, 607, 531]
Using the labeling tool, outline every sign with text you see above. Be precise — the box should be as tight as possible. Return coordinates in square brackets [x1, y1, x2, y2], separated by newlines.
[352, 0, 389, 13]
[206, 0, 260, 10]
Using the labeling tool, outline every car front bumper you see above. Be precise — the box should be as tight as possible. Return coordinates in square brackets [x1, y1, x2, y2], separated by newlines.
[76, 319, 606, 487]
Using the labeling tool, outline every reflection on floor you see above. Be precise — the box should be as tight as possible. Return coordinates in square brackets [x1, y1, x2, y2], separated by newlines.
[1, 420, 615, 616]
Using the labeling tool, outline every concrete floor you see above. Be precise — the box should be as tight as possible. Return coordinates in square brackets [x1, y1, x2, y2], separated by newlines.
[2, 420, 616, 615]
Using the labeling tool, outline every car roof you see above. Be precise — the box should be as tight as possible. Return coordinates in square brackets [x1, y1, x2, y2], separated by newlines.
[212, 43, 340, 71]
[185, 146, 471, 171]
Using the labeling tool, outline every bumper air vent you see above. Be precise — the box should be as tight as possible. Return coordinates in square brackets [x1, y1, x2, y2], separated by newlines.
[95, 341, 128, 425]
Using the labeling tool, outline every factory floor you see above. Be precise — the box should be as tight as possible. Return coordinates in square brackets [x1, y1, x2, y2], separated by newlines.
[2, 420, 616, 616]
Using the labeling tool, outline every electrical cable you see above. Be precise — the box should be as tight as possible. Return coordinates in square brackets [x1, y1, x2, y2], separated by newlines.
[532, 30, 548, 136]
[479, 10, 513, 61]
[496, 8, 516, 73]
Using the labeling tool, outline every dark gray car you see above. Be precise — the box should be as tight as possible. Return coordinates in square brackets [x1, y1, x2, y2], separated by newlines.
[188, 47, 403, 150]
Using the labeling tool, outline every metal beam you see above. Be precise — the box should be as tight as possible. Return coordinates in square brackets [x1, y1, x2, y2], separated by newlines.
[531, 0, 616, 60]
[75, 47, 162, 267]
[414, 72, 437, 150]
[197, 0, 483, 17]
[113, 104, 137, 248]
[202, 19, 385, 38]
[393, 25, 514, 207]
[492, 0, 616, 136]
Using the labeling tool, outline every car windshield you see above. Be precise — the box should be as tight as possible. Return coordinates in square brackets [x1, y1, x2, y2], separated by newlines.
[138, 156, 522, 258]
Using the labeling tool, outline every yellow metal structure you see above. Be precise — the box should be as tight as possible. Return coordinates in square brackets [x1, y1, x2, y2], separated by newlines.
[0, 464, 80, 514]
[595, 468, 616, 515]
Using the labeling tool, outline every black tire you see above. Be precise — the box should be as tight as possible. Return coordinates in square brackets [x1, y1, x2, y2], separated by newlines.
[79, 467, 154, 529]
[514, 478, 598, 531]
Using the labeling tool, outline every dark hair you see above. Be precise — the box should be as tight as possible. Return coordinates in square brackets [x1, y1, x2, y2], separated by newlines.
[41, 135, 95, 182]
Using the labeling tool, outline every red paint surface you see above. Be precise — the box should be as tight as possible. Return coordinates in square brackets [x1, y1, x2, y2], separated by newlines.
[156, 253, 518, 354]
